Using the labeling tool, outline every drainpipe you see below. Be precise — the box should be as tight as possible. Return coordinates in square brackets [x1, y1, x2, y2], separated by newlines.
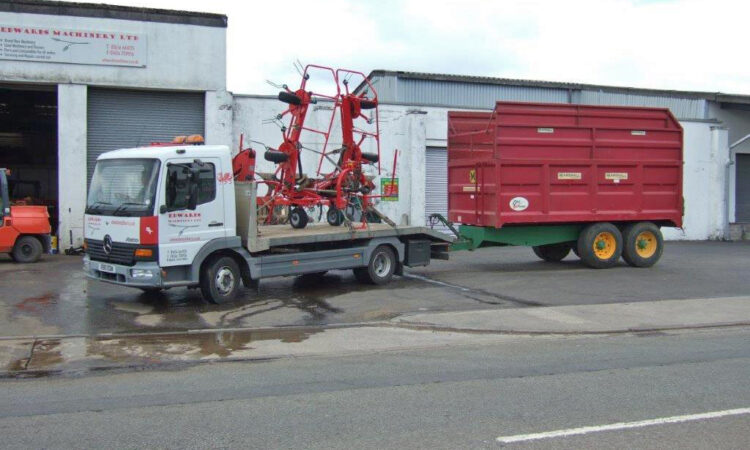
[726, 133, 750, 237]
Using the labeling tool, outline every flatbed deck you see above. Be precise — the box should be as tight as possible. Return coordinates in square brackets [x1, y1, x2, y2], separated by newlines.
[249, 223, 454, 252]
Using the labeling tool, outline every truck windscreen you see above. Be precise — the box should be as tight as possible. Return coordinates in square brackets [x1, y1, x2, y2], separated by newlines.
[86, 159, 160, 217]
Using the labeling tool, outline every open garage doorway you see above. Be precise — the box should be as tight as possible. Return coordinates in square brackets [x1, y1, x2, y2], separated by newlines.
[0, 85, 58, 233]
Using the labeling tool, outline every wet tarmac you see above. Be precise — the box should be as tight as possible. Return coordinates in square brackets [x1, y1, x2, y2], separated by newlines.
[0, 254, 514, 339]
[2, 241, 748, 341]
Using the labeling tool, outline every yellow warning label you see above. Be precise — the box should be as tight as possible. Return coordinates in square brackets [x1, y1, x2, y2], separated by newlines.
[605, 172, 629, 180]
[557, 172, 582, 180]
[469, 169, 476, 184]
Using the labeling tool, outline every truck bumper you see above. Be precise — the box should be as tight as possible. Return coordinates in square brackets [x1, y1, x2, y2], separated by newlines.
[83, 255, 163, 288]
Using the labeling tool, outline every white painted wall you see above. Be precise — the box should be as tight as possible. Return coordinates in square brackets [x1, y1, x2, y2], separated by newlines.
[0, 12, 225, 91]
[232, 96, 731, 240]
[205, 90, 233, 146]
[57, 84, 87, 250]
[662, 123, 729, 240]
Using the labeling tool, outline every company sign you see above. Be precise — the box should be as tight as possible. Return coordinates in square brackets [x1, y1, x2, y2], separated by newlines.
[0, 25, 147, 67]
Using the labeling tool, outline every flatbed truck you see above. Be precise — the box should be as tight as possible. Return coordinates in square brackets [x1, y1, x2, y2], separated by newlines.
[83, 144, 452, 303]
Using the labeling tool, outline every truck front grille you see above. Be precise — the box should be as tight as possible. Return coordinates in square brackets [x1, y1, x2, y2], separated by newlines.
[85, 239, 137, 266]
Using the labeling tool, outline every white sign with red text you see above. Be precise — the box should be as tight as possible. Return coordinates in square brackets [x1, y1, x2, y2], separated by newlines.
[0, 24, 147, 67]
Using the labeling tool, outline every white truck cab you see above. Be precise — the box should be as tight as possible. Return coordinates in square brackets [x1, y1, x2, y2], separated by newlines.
[84, 142, 451, 303]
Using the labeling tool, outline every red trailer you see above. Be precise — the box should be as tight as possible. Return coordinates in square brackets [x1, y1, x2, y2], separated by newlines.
[439, 101, 683, 269]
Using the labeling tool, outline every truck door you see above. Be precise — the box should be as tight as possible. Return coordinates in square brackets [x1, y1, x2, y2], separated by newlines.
[158, 157, 225, 267]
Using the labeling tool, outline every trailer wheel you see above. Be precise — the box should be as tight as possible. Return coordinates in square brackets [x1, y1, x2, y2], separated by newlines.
[12, 236, 43, 263]
[290, 207, 308, 229]
[532, 243, 571, 262]
[327, 207, 344, 226]
[577, 223, 622, 269]
[353, 245, 396, 285]
[200, 256, 241, 304]
[622, 222, 663, 268]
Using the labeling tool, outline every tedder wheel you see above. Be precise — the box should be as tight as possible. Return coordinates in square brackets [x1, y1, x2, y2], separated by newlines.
[577, 222, 623, 269]
[327, 207, 344, 226]
[621, 222, 663, 268]
[200, 255, 242, 304]
[290, 207, 309, 229]
[12, 236, 43, 263]
[353, 245, 396, 285]
[532, 243, 571, 262]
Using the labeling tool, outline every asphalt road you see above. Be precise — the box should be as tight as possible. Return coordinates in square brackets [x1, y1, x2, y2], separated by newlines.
[1, 241, 748, 337]
[2, 327, 749, 449]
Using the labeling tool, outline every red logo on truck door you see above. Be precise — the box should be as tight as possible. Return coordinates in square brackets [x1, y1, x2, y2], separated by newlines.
[140, 216, 159, 244]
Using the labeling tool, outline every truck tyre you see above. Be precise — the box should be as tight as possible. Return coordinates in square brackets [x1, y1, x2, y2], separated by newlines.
[353, 245, 396, 285]
[290, 207, 308, 229]
[577, 222, 622, 269]
[621, 222, 663, 268]
[327, 207, 344, 226]
[200, 256, 241, 304]
[532, 243, 571, 262]
[12, 236, 43, 263]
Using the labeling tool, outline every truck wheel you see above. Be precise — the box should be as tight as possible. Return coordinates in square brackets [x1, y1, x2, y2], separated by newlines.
[327, 207, 344, 226]
[577, 223, 622, 269]
[353, 245, 396, 285]
[12, 236, 43, 263]
[200, 256, 241, 304]
[622, 222, 663, 268]
[290, 207, 308, 229]
[532, 243, 571, 262]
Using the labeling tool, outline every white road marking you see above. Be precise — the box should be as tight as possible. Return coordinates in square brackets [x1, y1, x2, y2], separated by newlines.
[496, 407, 750, 444]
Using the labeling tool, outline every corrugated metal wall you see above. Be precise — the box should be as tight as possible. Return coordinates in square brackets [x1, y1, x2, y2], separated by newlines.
[577, 91, 706, 119]
[396, 78, 569, 109]
[373, 75, 707, 120]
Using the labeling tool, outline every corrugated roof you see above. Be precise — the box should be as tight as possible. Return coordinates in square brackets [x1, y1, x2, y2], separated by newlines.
[366, 70, 750, 105]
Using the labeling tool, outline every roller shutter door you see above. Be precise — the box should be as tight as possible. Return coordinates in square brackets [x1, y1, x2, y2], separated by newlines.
[736, 154, 750, 222]
[87, 89, 205, 185]
[425, 147, 450, 233]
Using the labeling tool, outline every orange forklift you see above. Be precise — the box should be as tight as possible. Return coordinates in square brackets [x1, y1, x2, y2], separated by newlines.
[0, 168, 51, 263]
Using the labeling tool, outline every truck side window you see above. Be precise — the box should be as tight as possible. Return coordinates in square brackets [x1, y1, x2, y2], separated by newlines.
[165, 162, 216, 210]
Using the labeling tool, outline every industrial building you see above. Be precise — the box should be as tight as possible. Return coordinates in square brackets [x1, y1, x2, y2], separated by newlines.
[1, 1, 748, 246]
[0, 0, 231, 250]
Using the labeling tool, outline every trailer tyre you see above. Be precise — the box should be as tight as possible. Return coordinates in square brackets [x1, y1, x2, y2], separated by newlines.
[200, 256, 241, 304]
[353, 245, 396, 285]
[621, 222, 663, 268]
[532, 243, 571, 262]
[577, 223, 622, 269]
[290, 207, 308, 229]
[12, 236, 43, 263]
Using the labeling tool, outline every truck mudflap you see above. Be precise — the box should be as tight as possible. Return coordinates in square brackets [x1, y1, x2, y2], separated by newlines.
[83, 255, 163, 288]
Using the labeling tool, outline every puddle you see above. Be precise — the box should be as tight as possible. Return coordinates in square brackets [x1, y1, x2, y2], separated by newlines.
[8, 327, 323, 375]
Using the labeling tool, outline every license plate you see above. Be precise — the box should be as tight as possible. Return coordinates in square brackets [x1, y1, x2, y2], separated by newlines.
[98, 263, 116, 274]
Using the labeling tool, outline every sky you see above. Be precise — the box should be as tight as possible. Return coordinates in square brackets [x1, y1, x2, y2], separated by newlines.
[63, 0, 747, 95]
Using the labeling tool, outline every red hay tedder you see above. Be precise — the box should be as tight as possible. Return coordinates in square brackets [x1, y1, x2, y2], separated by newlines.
[232, 64, 397, 229]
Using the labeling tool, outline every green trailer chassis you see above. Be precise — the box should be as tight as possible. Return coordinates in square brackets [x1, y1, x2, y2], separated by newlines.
[430, 214, 582, 252]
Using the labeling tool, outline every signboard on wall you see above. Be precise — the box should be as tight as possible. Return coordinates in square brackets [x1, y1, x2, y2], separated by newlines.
[380, 178, 399, 201]
[0, 25, 147, 67]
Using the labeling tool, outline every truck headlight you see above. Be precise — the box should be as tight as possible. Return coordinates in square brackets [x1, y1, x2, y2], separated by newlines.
[130, 269, 155, 279]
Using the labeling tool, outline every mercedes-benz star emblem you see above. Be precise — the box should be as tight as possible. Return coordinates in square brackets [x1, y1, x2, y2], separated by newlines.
[103, 235, 113, 255]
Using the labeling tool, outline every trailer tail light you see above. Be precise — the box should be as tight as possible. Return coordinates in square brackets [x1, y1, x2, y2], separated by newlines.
[82, 241, 88, 252]
[134, 248, 153, 258]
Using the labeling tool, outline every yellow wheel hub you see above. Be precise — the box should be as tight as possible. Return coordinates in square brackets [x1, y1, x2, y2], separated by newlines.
[593, 232, 617, 260]
[635, 231, 657, 258]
